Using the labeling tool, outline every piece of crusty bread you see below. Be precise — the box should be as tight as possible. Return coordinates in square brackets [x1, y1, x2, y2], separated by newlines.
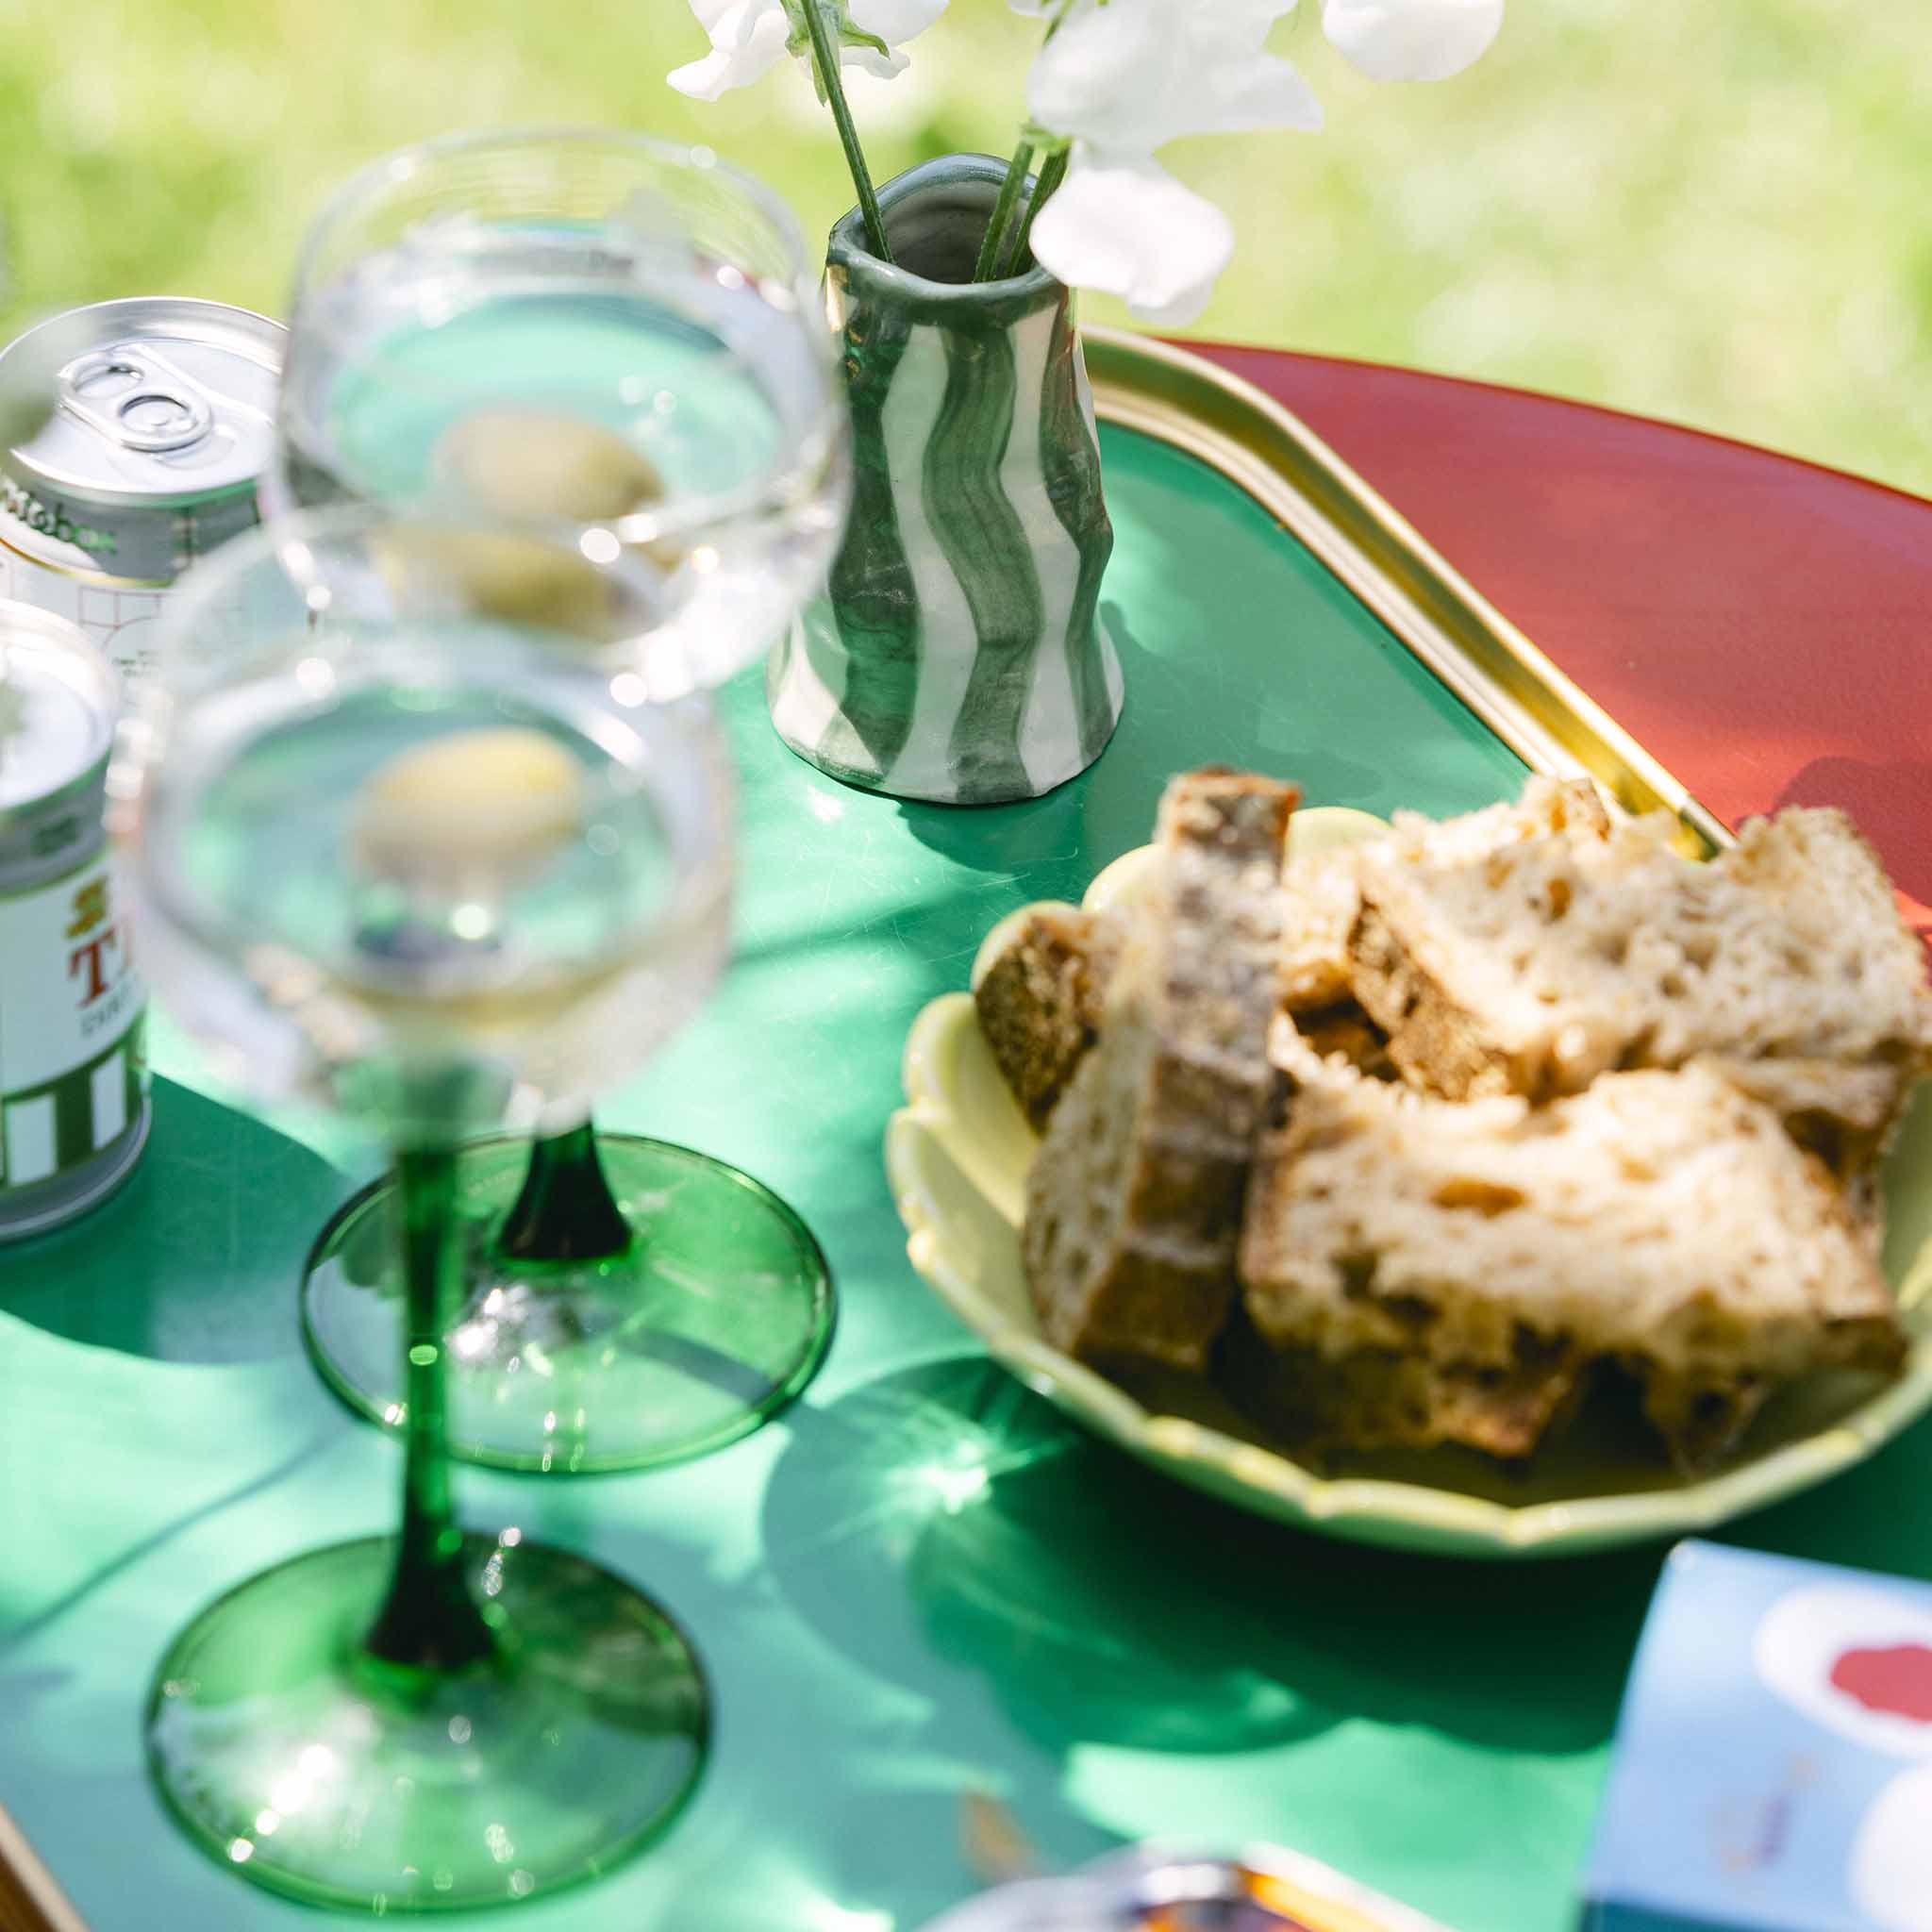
[974, 907, 1122, 1131]
[978, 776, 1590, 1125]
[1280, 844, 1367, 1011]
[1239, 1035, 1906, 1468]
[1022, 770, 1297, 1370]
[979, 874, 1391, 1129]
[1701, 1055, 1911, 1199]
[1349, 806, 1932, 1145]
[1282, 775, 1621, 1011]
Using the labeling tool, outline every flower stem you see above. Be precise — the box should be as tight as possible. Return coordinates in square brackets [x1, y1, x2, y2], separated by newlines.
[973, 139, 1036, 283]
[801, 0, 893, 263]
[362, 1142, 497, 1675]
[999, 143, 1070, 279]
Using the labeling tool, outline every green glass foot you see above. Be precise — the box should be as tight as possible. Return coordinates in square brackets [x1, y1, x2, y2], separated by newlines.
[301, 1137, 836, 1474]
[146, 1533, 707, 1913]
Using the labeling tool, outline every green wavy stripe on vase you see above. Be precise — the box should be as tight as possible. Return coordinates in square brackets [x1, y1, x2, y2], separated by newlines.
[820, 290, 922, 779]
[927, 325, 1046, 804]
[768, 154, 1125, 805]
[1039, 301, 1119, 768]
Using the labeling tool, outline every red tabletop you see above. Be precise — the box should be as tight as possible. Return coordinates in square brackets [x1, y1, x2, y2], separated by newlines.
[1193, 342, 1932, 940]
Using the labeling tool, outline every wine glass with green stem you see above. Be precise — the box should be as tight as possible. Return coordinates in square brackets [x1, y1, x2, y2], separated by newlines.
[115, 505, 735, 1909]
[267, 127, 851, 1474]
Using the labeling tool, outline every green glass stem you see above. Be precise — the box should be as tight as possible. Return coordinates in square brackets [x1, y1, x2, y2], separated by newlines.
[361, 1143, 498, 1675]
[973, 140, 1036, 283]
[497, 1120, 635, 1264]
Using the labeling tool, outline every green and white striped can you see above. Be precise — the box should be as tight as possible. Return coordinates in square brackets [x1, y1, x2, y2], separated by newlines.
[0, 599, 147, 1238]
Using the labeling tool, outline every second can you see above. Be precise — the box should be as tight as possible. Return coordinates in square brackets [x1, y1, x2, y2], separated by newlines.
[0, 599, 148, 1237]
[0, 297, 285, 687]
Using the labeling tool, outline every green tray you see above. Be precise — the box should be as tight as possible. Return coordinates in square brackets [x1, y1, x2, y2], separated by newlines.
[4, 334, 1927, 1932]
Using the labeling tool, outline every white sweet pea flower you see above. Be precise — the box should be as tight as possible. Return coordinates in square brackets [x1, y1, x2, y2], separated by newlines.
[1023, 0, 1317, 325]
[1030, 153, 1234, 327]
[1322, 0, 1504, 82]
[669, 0, 947, 102]
[1026, 0, 1320, 153]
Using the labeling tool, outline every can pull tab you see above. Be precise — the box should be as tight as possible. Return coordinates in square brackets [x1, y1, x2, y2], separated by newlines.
[57, 342, 215, 454]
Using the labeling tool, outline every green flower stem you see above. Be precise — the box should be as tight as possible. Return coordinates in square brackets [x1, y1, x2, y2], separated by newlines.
[802, 0, 893, 264]
[974, 139, 1036, 283]
[1000, 143, 1070, 278]
[362, 1142, 498, 1676]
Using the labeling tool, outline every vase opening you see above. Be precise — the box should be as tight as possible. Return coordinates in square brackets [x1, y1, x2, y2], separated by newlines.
[877, 176, 1007, 286]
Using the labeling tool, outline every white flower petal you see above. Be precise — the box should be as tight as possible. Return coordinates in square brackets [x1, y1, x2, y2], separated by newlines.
[1322, 0, 1503, 81]
[1026, 1, 1163, 147]
[1029, 148, 1235, 326]
[670, 0, 940, 96]
[1027, 0, 1317, 153]
[668, 0, 791, 98]
[840, 40, 912, 79]
[1201, 0, 1309, 43]
[850, 0, 948, 43]
[1182, 47, 1323, 139]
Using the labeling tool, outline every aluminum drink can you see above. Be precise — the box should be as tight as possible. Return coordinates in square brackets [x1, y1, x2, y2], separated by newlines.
[0, 600, 147, 1237]
[0, 297, 283, 687]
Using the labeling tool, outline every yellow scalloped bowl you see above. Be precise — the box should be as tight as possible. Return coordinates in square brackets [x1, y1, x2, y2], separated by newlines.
[885, 806, 1932, 1558]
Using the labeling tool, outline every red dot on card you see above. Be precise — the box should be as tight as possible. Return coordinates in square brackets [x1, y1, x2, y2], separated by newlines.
[1829, 1644, 1932, 1723]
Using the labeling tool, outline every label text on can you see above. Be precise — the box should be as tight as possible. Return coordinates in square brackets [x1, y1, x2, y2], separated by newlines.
[0, 854, 147, 1195]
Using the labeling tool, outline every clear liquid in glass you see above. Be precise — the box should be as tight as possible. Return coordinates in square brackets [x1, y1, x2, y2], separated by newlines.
[276, 240, 845, 691]
[138, 636, 730, 1143]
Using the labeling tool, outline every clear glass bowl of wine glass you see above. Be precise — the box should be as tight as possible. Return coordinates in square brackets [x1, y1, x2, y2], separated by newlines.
[116, 504, 734, 1911]
[267, 127, 852, 1474]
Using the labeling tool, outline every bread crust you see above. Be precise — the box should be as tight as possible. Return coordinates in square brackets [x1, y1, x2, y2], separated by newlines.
[1347, 805, 1932, 1185]
[1239, 1048, 1907, 1468]
[1022, 770, 1298, 1371]
[974, 907, 1119, 1131]
[1281, 776, 1618, 1015]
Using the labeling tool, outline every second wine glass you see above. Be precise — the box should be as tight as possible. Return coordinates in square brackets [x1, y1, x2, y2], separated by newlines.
[120, 508, 733, 1908]
[271, 128, 853, 1473]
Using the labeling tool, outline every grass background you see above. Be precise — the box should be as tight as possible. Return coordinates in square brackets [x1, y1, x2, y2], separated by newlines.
[3, 0, 1926, 494]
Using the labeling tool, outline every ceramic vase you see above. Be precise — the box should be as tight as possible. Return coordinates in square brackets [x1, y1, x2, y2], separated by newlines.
[768, 154, 1123, 806]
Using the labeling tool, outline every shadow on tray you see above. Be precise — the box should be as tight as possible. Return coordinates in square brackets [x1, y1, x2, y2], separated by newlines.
[0, 1074, 349, 1363]
[762, 1356, 1659, 1784]
[882, 599, 1466, 901]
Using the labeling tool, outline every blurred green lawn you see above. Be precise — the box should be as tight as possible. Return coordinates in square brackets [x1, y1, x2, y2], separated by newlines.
[5, 0, 1927, 493]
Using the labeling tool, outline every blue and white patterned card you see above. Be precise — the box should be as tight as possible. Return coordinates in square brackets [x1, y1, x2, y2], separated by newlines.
[1583, 1541, 1932, 1932]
